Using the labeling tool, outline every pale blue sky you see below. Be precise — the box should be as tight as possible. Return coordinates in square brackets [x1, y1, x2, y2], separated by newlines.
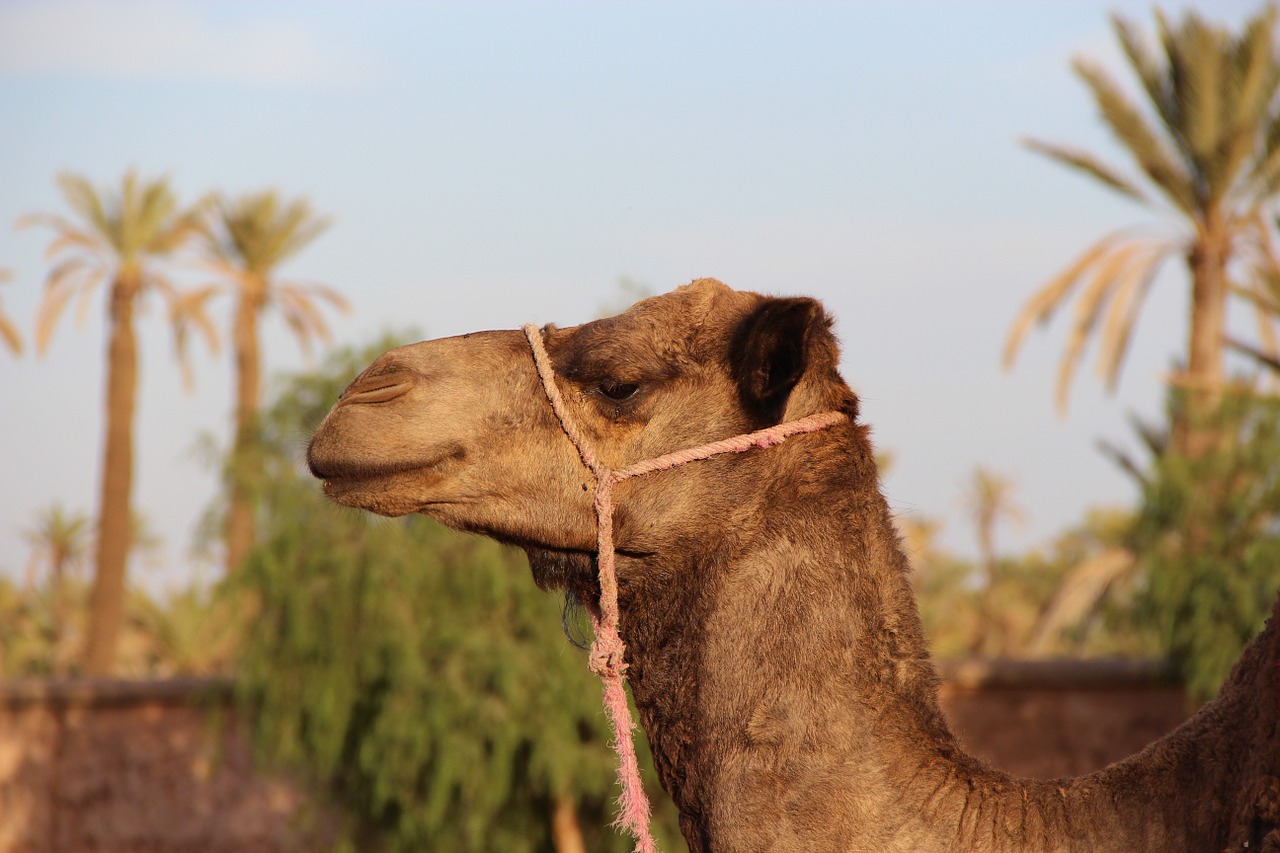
[0, 0, 1263, 591]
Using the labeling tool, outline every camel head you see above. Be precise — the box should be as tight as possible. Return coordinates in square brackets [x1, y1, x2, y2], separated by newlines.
[307, 278, 858, 596]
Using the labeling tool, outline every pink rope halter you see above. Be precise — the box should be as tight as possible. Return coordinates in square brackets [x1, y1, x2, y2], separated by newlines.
[522, 323, 846, 852]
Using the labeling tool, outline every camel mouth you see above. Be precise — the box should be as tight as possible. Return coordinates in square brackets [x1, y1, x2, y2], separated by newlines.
[314, 462, 457, 518]
[307, 442, 466, 492]
[321, 481, 435, 518]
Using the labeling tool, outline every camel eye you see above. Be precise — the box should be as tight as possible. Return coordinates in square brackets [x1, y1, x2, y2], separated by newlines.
[599, 381, 639, 401]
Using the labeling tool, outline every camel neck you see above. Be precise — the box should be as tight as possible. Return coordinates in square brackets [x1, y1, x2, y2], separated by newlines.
[612, 432, 1264, 852]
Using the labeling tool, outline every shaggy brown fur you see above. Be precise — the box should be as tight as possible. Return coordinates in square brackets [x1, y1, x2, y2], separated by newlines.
[308, 279, 1280, 852]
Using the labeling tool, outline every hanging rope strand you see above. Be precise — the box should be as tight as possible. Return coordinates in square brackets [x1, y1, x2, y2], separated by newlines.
[521, 323, 846, 853]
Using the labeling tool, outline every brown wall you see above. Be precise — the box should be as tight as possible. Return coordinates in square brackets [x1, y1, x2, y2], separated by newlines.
[936, 658, 1190, 780]
[0, 680, 302, 853]
[0, 662, 1191, 853]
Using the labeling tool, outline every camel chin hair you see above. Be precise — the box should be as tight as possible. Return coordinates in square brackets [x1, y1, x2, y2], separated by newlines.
[522, 546, 600, 613]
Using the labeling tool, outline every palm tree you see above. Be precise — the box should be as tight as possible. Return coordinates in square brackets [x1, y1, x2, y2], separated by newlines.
[1003, 4, 1280, 459]
[18, 170, 211, 674]
[21, 503, 90, 671]
[959, 466, 1024, 655]
[200, 189, 348, 575]
[0, 269, 22, 356]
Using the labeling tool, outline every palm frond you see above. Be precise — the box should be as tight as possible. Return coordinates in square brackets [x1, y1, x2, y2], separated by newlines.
[55, 173, 110, 240]
[290, 281, 352, 314]
[1258, 299, 1280, 358]
[1246, 208, 1280, 290]
[1096, 437, 1149, 488]
[1171, 12, 1225, 169]
[1223, 6, 1280, 184]
[1095, 243, 1171, 391]
[42, 225, 106, 260]
[1055, 242, 1150, 413]
[0, 313, 22, 355]
[1003, 232, 1128, 369]
[1254, 115, 1280, 197]
[170, 284, 222, 354]
[1025, 547, 1135, 656]
[35, 267, 102, 353]
[42, 256, 102, 294]
[1247, 294, 1280, 391]
[72, 268, 106, 329]
[1112, 14, 1179, 140]
[275, 286, 330, 336]
[147, 271, 221, 381]
[1128, 412, 1169, 467]
[148, 209, 203, 255]
[1097, 410, 1167, 486]
[1073, 58, 1198, 214]
[192, 255, 247, 283]
[0, 270, 20, 354]
[278, 301, 319, 359]
[1234, 279, 1280, 317]
[1022, 138, 1150, 204]
[12, 211, 56, 231]
[277, 212, 332, 263]
[1233, 214, 1280, 372]
[1228, 335, 1280, 374]
[14, 213, 103, 260]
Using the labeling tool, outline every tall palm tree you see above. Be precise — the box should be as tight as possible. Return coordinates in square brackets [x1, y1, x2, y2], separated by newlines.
[200, 189, 348, 575]
[1003, 4, 1280, 458]
[0, 269, 22, 355]
[18, 170, 210, 674]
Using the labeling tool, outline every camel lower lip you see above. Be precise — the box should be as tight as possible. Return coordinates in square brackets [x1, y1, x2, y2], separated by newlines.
[313, 465, 427, 504]
[318, 471, 441, 517]
[308, 442, 466, 485]
[318, 466, 428, 493]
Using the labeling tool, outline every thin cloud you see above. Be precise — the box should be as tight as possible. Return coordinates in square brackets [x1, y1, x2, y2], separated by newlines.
[0, 0, 384, 86]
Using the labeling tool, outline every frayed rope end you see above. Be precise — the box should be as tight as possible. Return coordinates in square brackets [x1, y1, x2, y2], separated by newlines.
[601, 675, 661, 852]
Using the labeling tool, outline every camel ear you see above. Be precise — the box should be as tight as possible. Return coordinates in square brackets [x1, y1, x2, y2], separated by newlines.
[731, 297, 830, 424]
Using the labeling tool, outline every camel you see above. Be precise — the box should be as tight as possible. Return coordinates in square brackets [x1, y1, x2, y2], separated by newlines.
[307, 278, 1280, 852]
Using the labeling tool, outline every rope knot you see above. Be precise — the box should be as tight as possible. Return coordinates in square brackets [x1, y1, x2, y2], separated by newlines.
[590, 634, 629, 678]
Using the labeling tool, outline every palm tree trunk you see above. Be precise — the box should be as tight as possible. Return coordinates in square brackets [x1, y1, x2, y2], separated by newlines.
[550, 795, 586, 853]
[1176, 222, 1232, 560]
[970, 510, 998, 655]
[83, 278, 138, 675]
[51, 547, 67, 672]
[225, 291, 261, 575]
[1178, 221, 1230, 459]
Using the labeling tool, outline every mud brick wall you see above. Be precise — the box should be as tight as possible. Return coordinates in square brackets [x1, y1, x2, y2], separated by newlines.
[0, 679, 302, 853]
[0, 662, 1190, 852]
[937, 658, 1189, 780]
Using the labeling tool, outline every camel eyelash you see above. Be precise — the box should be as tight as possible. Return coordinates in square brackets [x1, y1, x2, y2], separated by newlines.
[598, 381, 640, 401]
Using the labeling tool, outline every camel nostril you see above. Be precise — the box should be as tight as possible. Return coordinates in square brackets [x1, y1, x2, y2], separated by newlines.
[341, 370, 416, 405]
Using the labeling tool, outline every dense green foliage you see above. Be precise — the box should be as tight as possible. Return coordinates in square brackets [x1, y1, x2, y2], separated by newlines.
[1133, 389, 1280, 699]
[229, 338, 686, 852]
